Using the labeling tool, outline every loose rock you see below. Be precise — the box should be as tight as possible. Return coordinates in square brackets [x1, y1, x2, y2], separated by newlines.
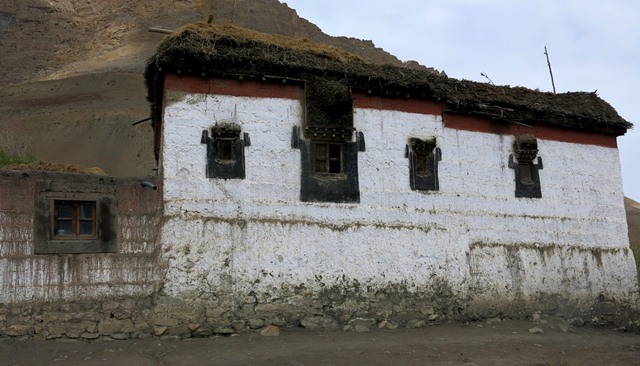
[301, 316, 338, 330]
[354, 324, 370, 333]
[570, 318, 585, 327]
[110, 333, 131, 340]
[214, 327, 236, 335]
[260, 325, 280, 337]
[193, 328, 213, 337]
[379, 320, 399, 330]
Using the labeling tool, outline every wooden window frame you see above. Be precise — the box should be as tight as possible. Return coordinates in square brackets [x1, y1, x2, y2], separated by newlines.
[518, 162, 534, 185]
[414, 152, 429, 175]
[201, 127, 249, 179]
[292, 126, 364, 203]
[510, 134, 543, 198]
[52, 200, 98, 240]
[34, 192, 117, 254]
[314, 142, 343, 174]
[407, 137, 441, 191]
[216, 138, 235, 161]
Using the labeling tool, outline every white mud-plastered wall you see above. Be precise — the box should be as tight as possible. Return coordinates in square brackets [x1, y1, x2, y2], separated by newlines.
[159, 89, 637, 325]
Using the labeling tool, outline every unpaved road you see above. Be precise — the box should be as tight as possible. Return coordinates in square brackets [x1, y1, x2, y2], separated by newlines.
[1, 320, 639, 365]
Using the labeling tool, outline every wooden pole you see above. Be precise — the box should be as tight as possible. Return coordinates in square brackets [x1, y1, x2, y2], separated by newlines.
[148, 27, 173, 34]
[544, 46, 556, 94]
[480, 72, 494, 85]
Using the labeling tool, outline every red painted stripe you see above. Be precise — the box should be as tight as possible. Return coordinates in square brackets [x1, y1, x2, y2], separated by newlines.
[164, 75, 617, 148]
[444, 113, 617, 148]
[164, 74, 304, 99]
[353, 93, 446, 115]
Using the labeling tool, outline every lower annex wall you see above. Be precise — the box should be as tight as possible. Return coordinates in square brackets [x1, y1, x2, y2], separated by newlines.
[0, 171, 162, 339]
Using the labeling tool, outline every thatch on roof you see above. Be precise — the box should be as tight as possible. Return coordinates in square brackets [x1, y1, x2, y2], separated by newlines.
[145, 22, 632, 136]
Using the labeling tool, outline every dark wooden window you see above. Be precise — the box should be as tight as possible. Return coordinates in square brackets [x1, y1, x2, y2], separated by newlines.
[293, 127, 363, 203]
[53, 200, 97, 239]
[216, 138, 234, 161]
[201, 127, 249, 179]
[415, 153, 428, 174]
[518, 163, 534, 184]
[510, 134, 543, 198]
[407, 137, 440, 191]
[315, 143, 342, 174]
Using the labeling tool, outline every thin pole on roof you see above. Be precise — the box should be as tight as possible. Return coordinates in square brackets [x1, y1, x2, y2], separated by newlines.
[480, 72, 494, 85]
[544, 46, 556, 94]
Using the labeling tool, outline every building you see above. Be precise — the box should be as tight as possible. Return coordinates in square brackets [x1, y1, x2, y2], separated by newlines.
[146, 22, 636, 329]
[0, 22, 636, 338]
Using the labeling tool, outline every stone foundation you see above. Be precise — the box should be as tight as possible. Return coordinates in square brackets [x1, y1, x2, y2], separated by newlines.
[2, 286, 640, 340]
[0, 297, 153, 340]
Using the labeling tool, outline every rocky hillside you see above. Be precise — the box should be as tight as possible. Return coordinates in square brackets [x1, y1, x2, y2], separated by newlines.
[0, 0, 406, 86]
[0, 0, 414, 177]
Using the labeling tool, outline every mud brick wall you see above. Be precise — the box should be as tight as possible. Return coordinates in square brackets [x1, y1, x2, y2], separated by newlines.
[0, 170, 162, 339]
[155, 76, 637, 334]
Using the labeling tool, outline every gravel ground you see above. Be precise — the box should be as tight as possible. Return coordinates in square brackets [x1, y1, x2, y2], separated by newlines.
[1, 319, 639, 366]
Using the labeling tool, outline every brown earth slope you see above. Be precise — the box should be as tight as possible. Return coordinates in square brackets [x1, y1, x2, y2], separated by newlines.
[0, 0, 420, 176]
[0, 72, 154, 176]
[0, 0, 408, 86]
[626, 197, 640, 277]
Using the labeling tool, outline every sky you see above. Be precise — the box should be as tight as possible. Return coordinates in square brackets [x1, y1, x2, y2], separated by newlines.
[284, 0, 640, 201]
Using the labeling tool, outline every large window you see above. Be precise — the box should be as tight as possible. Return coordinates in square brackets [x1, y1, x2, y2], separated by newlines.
[53, 201, 97, 239]
[292, 127, 365, 203]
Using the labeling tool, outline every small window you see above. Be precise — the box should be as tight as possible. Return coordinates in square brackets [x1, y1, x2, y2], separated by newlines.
[216, 139, 234, 161]
[407, 137, 440, 191]
[415, 153, 429, 175]
[53, 200, 97, 239]
[518, 163, 534, 185]
[315, 143, 342, 173]
[201, 126, 250, 179]
[510, 134, 543, 198]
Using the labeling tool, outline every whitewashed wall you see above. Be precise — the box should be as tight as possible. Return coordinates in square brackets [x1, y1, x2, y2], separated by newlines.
[160, 89, 637, 316]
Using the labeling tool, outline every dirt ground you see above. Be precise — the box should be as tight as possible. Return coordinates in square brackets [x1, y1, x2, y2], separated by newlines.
[1, 320, 639, 366]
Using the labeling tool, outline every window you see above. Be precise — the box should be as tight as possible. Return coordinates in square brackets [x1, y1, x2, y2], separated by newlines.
[407, 137, 441, 191]
[414, 152, 429, 175]
[216, 138, 234, 161]
[315, 143, 342, 174]
[518, 163, 534, 185]
[201, 126, 250, 179]
[292, 126, 365, 203]
[509, 134, 543, 198]
[53, 200, 97, 239]
[35, 192, 117, 254]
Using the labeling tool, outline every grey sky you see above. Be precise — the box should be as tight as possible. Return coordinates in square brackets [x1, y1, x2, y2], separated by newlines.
[284, 0, 640, 201]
